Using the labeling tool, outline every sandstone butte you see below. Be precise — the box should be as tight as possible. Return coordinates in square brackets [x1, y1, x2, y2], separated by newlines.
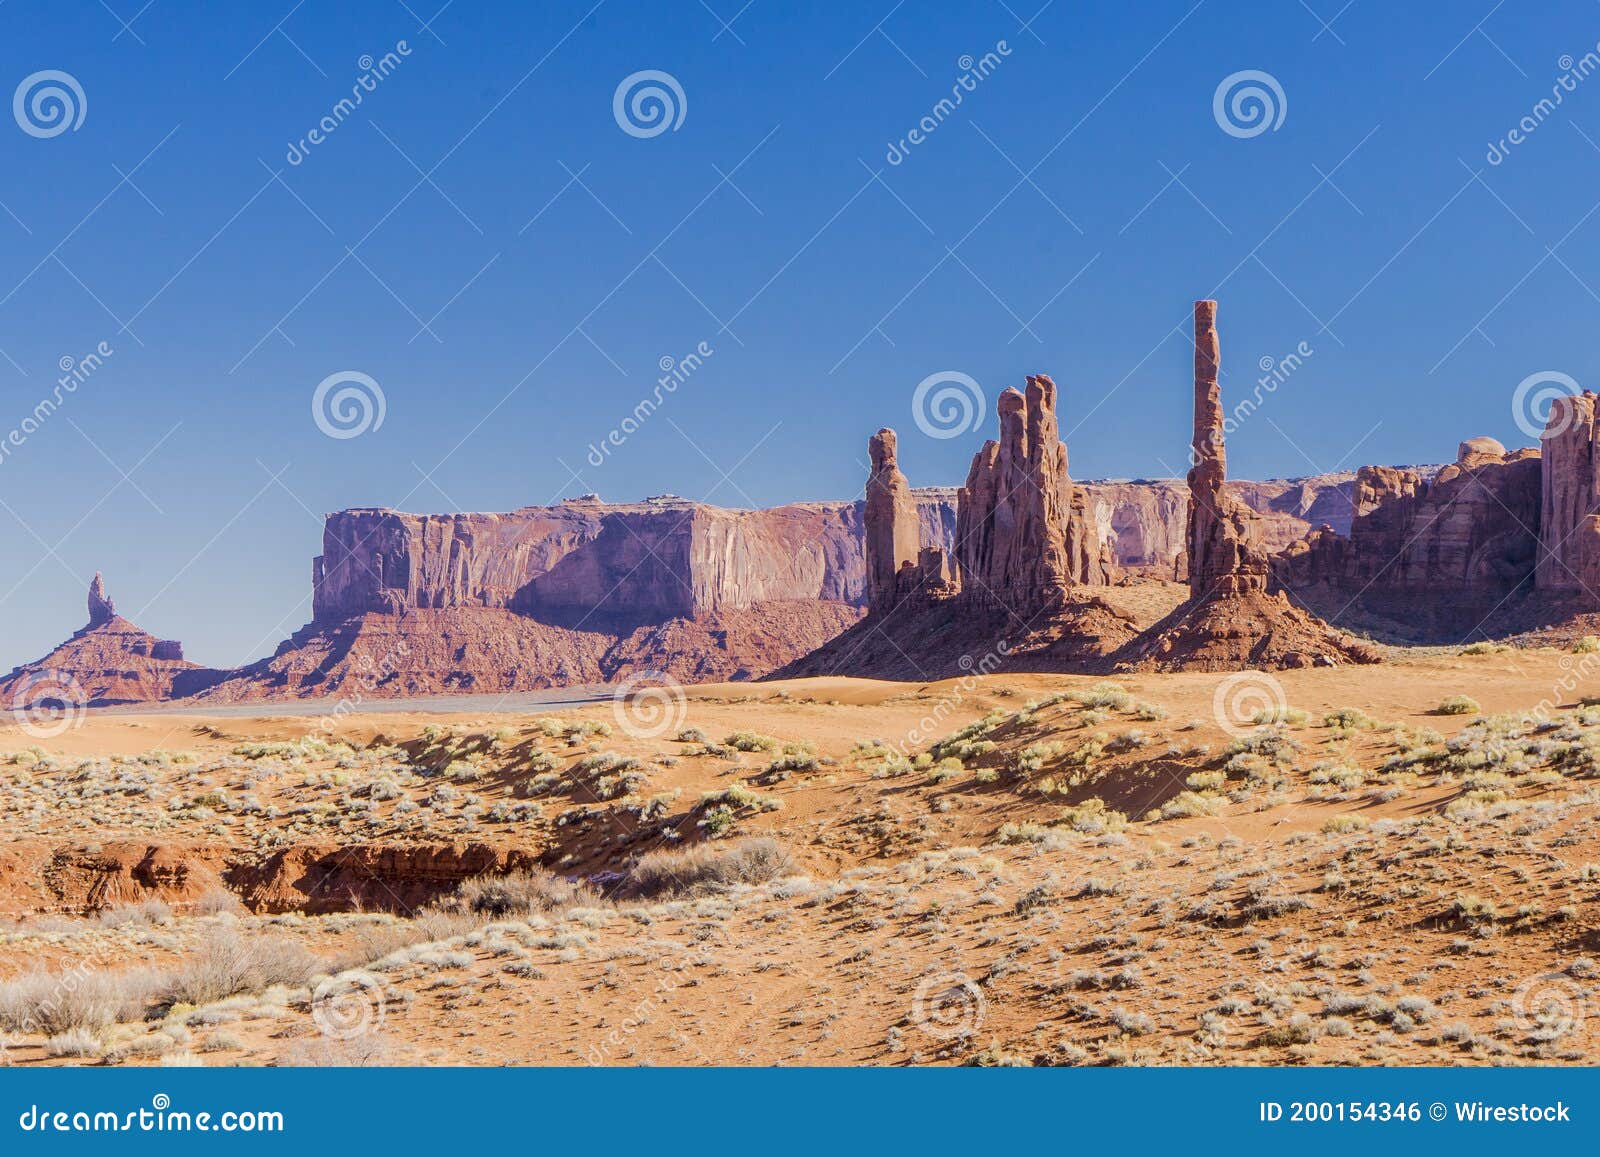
[11, 297, 1600, 703]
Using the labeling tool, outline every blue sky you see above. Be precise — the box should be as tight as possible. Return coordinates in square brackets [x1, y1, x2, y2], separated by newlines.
[3, 0, 1600, 665]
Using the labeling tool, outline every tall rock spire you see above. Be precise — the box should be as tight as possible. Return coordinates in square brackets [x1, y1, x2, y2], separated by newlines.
[954, 374, 1111, 613]
[87, 572, 116, 627]
[864, 428, 920, 614]
[1186, 300, 1268, 600]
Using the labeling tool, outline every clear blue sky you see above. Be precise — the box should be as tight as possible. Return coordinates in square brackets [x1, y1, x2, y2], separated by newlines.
[3, 0, 1598, 666]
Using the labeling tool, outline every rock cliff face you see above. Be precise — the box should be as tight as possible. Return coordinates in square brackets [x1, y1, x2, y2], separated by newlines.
[1538, 392, 1600, 594]
[314, 499, 870, 625]
[1277, 439, 1541, 597]
[1080, 476, 1359, 576]
[0, 576, 223, 706]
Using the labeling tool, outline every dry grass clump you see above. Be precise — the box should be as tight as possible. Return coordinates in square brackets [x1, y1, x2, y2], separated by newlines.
[0, 966, 166, 1036]
[627, 837, 796, 897]
[450, 868, 597, 917]
[1438, 696, 1481, 716]
[161, 928, 320, 1008]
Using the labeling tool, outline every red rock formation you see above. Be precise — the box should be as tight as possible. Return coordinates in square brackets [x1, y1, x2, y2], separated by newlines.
[1187, 301, 1269, 599]
[87, 571, 115, 626]
[954, 374, 1113, 612]
[1079, 475, 1360, 576]
[865, 428, 921, 614]
[1277, 441, 1540, 600]
[189, 601, 860, 703]
[1118, 302, 1380, 671]
[0, 576, 223, 707]
[1538, 392, 1600, 594]
[314, 500, 871, 624]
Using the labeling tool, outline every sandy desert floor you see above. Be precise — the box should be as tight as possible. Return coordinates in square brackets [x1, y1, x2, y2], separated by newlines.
[4, 644, 1600, 1066]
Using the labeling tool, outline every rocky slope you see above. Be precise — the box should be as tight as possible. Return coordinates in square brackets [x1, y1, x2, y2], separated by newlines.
[0, 576, 226, 708]
[192, 602, 861, 703]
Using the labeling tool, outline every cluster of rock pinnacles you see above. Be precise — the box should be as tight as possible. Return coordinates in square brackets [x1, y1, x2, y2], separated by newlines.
[864, 300, 1379, 671]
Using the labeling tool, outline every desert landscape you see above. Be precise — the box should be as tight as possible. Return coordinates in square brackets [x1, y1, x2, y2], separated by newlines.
[5, 301, 1600, 1068]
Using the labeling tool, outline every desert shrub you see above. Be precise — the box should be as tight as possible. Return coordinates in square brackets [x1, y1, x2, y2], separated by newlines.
[1159, 791, 1223, 820]
[1071, 685, 1132, 711]
[44, 1027, 101, 1057]
[627, 837, 796, 896]
[675, 727, 707, 743]
[0, 967, 166, 1035]
[1251, 706, 1309, 726]
[1438, 696, 1481, 716]
[1574, 636, 1600, 655]
[161, 929, 319, 1008]
[193, 887, 243, 916]
[1324, 707, 1376, 730]
[97, 897, 172, 927]
[453, 869, 596, 917]
[724, 731, 778, 753]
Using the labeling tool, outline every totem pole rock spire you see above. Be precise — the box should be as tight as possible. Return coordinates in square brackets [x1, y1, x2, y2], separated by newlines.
[864, 428, 921, 615]
[1186, 300, 1268, 600]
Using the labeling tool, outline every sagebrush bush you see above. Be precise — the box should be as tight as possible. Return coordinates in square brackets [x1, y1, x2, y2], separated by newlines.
[161, 929, 318, 1008]
[453, 869, 596, 917]
[627, 837, 795, 896]
[0, 967, 165, 1036]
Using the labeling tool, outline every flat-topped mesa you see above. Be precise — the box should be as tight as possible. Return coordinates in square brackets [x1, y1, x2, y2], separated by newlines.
[87, 572, 116, 626]
[1538, 390, 1600, 593]
[864, 428, 923, 615]
[954, 374, 1111, 613]
[1187, 300, 1269, 600]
